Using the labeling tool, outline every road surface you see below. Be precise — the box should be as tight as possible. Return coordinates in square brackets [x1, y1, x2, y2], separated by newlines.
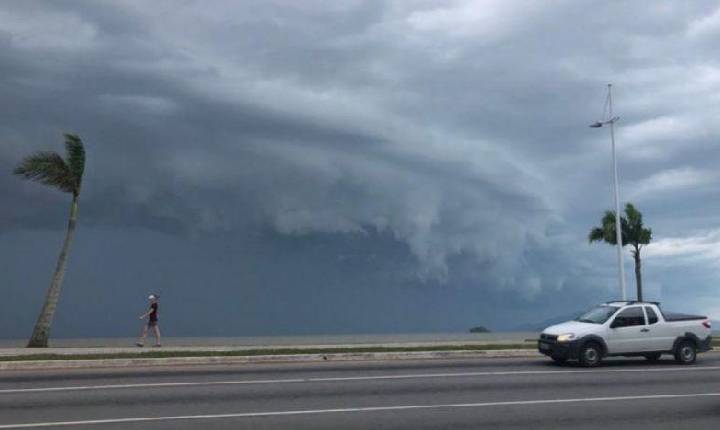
[2, 353, 720, 429]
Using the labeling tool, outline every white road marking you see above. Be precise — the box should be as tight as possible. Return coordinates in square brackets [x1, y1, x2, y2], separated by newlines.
[1, 392, 720, 428]
[2, 365, 720, 395]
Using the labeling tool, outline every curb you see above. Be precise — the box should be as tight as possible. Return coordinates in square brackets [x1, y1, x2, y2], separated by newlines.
[0, 349, 540, 371]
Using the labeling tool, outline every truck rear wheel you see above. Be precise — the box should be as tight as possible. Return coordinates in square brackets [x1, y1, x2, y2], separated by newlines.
[674, 340, 697, 364]
[578, 343, 602, 367]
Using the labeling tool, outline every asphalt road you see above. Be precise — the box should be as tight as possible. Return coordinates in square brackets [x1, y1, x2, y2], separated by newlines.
[2, 353, 720, 429]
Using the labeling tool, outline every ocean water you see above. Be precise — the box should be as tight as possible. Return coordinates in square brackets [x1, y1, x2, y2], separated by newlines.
[0, 332, 538, 348]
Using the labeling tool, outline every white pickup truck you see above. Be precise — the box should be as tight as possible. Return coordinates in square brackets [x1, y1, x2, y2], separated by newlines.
[538, 301, 712, 367]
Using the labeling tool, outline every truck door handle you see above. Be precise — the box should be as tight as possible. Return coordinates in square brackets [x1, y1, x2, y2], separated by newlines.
[641, 328, 650, 332]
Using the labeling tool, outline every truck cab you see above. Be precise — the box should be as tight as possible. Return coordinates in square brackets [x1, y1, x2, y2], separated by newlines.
[538, 301, 712, 367]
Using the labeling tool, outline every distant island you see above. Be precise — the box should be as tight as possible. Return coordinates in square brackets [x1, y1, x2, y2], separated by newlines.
[468, 326, 491, 333]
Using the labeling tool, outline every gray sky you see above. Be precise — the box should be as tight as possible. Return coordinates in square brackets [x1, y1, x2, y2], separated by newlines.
[2, 1, 720, 338]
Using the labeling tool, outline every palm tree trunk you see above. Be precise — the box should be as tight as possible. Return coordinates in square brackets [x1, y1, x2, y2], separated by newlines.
[633, 247, 643, 302]
[27, 194, 79, 348]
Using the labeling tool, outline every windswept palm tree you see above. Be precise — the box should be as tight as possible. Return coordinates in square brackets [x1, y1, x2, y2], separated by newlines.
[14, 134, 86, 347]
[589, 203, 652, 302]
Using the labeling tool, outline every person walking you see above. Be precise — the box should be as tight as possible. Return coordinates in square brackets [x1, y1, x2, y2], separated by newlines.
[137, 294, 161, 347]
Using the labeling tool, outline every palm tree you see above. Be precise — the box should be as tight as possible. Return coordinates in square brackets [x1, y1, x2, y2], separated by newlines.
[14, 134, 86, 347]
[589, 203, 652, 302]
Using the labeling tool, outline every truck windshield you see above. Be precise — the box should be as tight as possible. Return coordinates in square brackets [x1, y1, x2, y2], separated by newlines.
[575, 305, 620, 324]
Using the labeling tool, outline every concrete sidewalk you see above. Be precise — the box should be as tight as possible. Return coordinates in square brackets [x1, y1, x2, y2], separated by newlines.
[0, 340, 535, 357]
[0, 349, 541, 371]
[0, 333, 538, 349]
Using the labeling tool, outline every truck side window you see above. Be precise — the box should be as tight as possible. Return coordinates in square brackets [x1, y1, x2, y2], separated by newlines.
[612, 307, 646, 327]
[645, 307, 658, 325]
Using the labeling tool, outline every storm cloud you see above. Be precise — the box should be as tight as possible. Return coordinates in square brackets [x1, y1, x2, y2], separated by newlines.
[2, 1, 720, 338]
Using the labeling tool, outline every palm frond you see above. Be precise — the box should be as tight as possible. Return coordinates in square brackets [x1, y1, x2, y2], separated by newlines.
[13, 151, 76, 193]
[588, 227, 605, 243]
[601, 210, 616, 227]
[589, 210, 625, 246]
[623, 203, 651, 246]
[591, 202, 651, 249]
[638, 227, 652, 245]
[64, 134, 85, 191]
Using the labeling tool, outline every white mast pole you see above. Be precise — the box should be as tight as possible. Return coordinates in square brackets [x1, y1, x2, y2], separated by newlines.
[608, 84, 627, 301]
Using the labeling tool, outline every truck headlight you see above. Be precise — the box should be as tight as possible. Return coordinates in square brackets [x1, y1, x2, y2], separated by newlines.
[557, 333, 575, 342]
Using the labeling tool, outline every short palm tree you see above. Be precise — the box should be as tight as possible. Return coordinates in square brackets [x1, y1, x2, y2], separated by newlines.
[14, 134, 86, 347]
[589, 203, 652, 302]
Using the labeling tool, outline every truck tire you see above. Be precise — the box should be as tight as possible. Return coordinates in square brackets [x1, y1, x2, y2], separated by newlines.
[578, 342, 602, 367]
[674, 340, 697, 364]
[644, 353, 662, 362]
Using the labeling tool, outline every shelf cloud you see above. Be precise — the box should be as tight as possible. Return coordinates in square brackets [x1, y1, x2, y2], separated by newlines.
[2, 1, 720, 336]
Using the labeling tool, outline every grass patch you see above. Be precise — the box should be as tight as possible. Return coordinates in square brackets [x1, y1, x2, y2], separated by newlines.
[0, 343, 536, 362]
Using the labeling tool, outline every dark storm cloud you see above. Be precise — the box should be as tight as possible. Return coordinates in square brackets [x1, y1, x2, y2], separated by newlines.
[2, 1, 720, 338]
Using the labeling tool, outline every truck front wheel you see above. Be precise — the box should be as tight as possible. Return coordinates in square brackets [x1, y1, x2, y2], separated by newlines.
[578, 343, 602, 367]
[674, 340, 697, 364]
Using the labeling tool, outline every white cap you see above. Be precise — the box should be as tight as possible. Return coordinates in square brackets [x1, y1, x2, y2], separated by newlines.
[148, 294, 156, 300]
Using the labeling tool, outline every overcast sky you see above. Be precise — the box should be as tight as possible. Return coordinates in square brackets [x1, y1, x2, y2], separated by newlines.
[2, 1, 720, 339]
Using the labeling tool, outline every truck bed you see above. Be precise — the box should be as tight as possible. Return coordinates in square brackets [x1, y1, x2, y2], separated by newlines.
[663, 312, 707, 322]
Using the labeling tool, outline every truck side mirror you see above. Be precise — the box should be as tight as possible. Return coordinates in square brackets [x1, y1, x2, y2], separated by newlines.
[610, 319, 622, 329]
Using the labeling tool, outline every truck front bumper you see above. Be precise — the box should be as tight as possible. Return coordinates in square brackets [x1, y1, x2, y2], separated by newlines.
[538, 339, 581, 360]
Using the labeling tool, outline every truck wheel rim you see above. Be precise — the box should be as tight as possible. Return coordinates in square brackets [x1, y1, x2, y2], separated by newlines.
[584, 348, 598, 363]
[681, 346, 694, 361]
